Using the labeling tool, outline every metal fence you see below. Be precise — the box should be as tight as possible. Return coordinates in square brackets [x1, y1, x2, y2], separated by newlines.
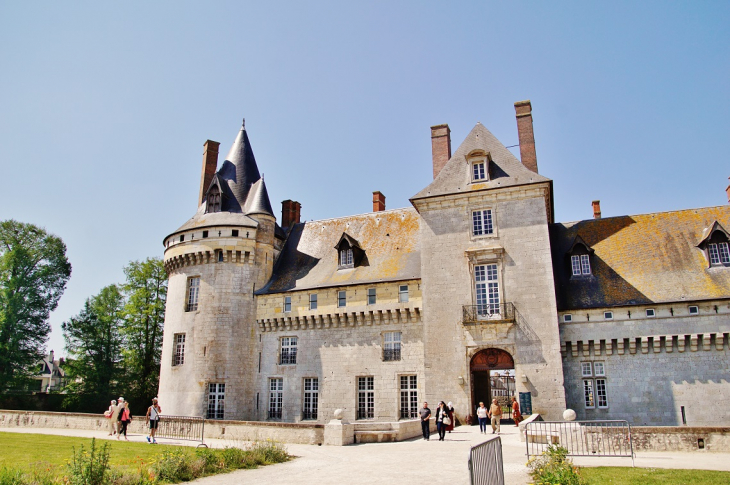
[156, 415, 207, 447]
[468, 436, 505, 485]
[525, 420, 634, 467]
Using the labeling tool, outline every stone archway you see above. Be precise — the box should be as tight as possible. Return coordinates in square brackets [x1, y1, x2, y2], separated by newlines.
[470, 348, 515, 422]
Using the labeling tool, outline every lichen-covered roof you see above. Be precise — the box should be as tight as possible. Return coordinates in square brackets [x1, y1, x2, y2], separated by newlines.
[257, 208, 421, 294]
[550, 206, 730, 310]
[411, 123, 550, 201]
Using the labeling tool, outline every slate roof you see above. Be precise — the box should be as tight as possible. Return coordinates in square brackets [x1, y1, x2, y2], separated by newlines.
[412, 123, 550, 201]
[257, 208, 421, 294]
[550, 206, 730, 311]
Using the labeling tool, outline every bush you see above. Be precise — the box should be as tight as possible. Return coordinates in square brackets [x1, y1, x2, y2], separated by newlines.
[194, 449, 223, 474]
[152, 449, 196, 483]
[67, 439, 111, 485]
[0, 467, 25, 485]
[247, 441, 288, 465]
[527, 445, 585, 485]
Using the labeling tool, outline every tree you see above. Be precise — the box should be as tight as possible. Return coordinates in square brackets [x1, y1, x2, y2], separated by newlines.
[62, 285, 125, 402]
[121, 258, 167, 405]
[0, 220, 71, 390]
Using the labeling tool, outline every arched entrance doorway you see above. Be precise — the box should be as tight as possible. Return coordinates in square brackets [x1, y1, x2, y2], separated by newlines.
[470, 348, 515, 422]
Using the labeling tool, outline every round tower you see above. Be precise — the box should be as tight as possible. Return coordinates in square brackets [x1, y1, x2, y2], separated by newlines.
[158, 122, 278, 420]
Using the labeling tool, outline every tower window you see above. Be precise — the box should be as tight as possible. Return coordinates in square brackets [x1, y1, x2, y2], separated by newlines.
[207, 383, 225, 419]
[173, 334, 185, 366]
[202, 230, 208, 238]
[206, 186, 221, 213]
[232, 230, 239, 237]
[186, 277, 200, 312]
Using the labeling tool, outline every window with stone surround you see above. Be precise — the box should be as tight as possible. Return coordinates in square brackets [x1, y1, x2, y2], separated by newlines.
[207, 383, 225, 419]
[268, 378, 283, 419]
[383, 332, 401, 361]
[472, 209, 494, 237]
[309, 293, 317, 310]
[280, 337, 297, 365]
[475, 264, 500, 315]
[186, 277, 200, 312]
[302, 378, 319, 420]
[472, 161, 486, 181]
[697, 222, 730, 268]
[399, 285, 409, 303]
[357, 376, 374, 419]
[338, 290, 346, 308]
[400, 375, 418, 419]
[173, 333, 185, 366]
[284, 296, 291, 313]
[583, 379, 595, 408]
[582, 361, 608, 409]
[367, 288, 376, 305]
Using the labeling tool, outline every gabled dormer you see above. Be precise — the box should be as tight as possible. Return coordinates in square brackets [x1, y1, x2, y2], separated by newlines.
[204, 175, 228, 214]
[466, 149, 492, 183]
[697, 221, 730, 267]
[567, 235, 594, 277]
[334, 233, 365, 269]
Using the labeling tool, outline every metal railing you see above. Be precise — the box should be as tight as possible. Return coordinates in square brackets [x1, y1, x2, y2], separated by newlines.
[463, 302, 515, 324]
[525, 420, 634, 466]
[468, 436, 505, 485]
[156, 415, 207, 447]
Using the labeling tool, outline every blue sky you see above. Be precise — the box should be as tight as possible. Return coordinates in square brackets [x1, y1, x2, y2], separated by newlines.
[1, 1, 728, 357]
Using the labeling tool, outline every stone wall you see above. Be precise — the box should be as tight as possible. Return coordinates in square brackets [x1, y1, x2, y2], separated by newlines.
[631, 426, 730, 452]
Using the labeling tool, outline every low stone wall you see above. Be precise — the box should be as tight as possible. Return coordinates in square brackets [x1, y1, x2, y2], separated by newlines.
[0, 410, 324, 445]
[632, 426, 730, 453]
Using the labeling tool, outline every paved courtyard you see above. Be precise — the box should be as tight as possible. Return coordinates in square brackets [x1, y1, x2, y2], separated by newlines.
[3, 424, 730, 484]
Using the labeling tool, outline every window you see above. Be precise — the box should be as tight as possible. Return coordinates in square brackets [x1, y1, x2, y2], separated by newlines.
[582, 361, 608, 409]
[583, 379, 595, 408]
[284, 296, 291, 313]
[303, 378, 319, 420]
[571, 254, 591, 276]
[475, 264, 500, 315]
[357, 377, 374, 419]
[646, 309, 655, 317]
[604, 311, 613, 320]
[186, 277, 200, 312]
[367, 288, 376, 305]
[179, 235, 185, 242]
[472, 209, 494, 236]
[202, 230, 208, 238]
[207, 383, 225, 419]
[399, 285, 409, 303]
[339, 248, 353, 267]
[206, 186, 221, 213]
[232, 230, 239, 237]
[689, 306, 699, 315]
[173, 334, 185, 366]
[708, 242, 730, 265]
[338, 290, 346, 308]
[563, 314, 573, 323]
[472, 161, 486, 181]
[594, 362, 605, 376]
[400, 375, 418, 419]
[309, 294, 317, 310]
[581, 362, 592, 377]
[383, 332, 401, 361]
[268, 378, 283, 419]
[217, 250, 224, 262]
[280, 337, 297, 365]
[595, 378, 608, 408]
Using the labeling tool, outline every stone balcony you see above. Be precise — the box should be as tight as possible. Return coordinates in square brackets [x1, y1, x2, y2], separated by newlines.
[462, 302, 515, 325]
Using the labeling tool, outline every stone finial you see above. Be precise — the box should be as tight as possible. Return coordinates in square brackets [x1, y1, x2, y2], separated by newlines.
[333, 408, 343, 420]
[563, 409, 577, 421]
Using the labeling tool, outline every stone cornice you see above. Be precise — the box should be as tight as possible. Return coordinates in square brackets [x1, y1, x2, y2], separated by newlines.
[257, 306, 422, 332]
[561, 332, 728, 357]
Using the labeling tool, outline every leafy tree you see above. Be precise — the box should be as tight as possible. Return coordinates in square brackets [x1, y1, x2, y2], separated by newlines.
[62, 284, 125, 402]
[121, 258, 167, 404]
[0, 220, 71, 390]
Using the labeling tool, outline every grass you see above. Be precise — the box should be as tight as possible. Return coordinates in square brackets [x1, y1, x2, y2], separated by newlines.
[581, 466, 730, 484]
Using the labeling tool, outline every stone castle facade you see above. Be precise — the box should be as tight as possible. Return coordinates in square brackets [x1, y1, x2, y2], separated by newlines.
[158, 103, 730, 427]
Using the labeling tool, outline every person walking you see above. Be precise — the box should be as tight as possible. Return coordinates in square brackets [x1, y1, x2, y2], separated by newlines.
[511, 396, 522, 427]
[446, 401, 455, 433]
[118, 401, 132, 441]
[145, 397, 162, 444]
[419, 401, 431, 441]
[109, 400, 121, 436]
[105, 400, 117, 436]
[436, 401, 450, 441]
[488, 398, 502, 434]
[476, 402, 488, 434]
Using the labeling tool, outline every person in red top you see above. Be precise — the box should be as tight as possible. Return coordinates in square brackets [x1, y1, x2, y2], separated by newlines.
[511, 396, 522, 426]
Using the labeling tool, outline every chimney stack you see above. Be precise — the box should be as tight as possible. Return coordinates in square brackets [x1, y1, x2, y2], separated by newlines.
[199, 140, 220, 205]
[592, 200, 602, 219]
[431, 124, 451, 179]
[373, 191, 386, 212]
[49, 350, 54, 364]
[514, 100, 538, 173]
[281, 200, 301, 229]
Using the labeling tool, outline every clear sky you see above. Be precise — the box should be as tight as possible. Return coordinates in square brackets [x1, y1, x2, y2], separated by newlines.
[1, 1, 728, 357]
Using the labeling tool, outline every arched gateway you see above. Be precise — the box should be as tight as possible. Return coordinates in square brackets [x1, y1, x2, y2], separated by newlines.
[470, 348, 515, 421]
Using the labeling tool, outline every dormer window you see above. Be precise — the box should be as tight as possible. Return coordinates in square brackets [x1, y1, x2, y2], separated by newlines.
[334, 233, 365, 269]
[467, 149, 490, 182]
[697, 221, 730, 267]
[206, 185, 221, 213]
[473, 161, 486, 181]
[708, 242, 729, 265]
[339, 248, 353, 267]
[568, 235, 594, 277]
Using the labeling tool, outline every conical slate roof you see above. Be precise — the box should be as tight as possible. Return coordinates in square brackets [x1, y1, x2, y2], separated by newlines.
[243, 177, 274, 217]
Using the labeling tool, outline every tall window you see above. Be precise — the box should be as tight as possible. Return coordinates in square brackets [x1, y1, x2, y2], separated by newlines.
[400, 375, 418, 419]
[206, 186, 221, 213]
[338, 290, 347, 308]
[284, 296, 291, 312]
[583, 379, 595, 408]
[186, 277, 200, 312]
[581, 361, 607, 409]
[268, 378, 283, 419]
[472, 161, 486, 181]
[309, 293, 318, 310]
[357, 377, 374, 419]
[399, 285, 409, 303]
[173, 333, 185, 366]
[303, 378, 319, 420]
[339, 248, 353, 267]
[383, 332, 401, 361]
[708, 242, 730, 265]
[367, 288, 376, 305]
[280, 337, 297, 365]
[207, 383, 225, 419]
[475, 264, 500, 315]
[472, 209, 494, 236]
[571, 255, 591, 275]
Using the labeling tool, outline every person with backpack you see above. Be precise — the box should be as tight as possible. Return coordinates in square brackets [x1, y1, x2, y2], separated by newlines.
[145, 397, 162, 444]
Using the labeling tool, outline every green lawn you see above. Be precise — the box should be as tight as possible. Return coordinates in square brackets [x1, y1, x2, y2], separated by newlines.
[581, 466, 730, 484]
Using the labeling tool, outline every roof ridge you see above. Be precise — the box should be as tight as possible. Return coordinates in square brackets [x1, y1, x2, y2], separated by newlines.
[300, 207, 417, 225]
[557, 204, 730, 226]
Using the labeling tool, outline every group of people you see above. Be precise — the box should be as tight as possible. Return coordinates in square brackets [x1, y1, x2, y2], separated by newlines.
[104, 397, 162, 444]
[419, 401, 454, 441]
[476, 397, 522, 434]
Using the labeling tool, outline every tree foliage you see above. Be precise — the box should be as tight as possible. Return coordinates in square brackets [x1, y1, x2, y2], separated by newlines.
[0, 220, 71, 390]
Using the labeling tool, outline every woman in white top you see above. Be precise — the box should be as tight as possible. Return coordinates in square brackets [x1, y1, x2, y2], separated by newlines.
[476, 401, 489, 434]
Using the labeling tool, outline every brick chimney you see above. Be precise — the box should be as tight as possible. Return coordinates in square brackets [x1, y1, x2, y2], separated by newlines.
[592, 200, 602, 219]
[281, 200, 301, 229]
[373, 191, 386, 212]
[431, 124, 451, 179]
[514, 100, 538, 173]
[199, 140, 220, 205]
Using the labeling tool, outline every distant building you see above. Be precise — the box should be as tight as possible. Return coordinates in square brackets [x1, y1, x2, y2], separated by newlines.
[32, 350, 67, 393]
[158, 103, 730, 427]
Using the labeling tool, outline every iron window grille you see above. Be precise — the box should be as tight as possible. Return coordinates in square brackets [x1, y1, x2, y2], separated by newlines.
[280, 337, 297, 365]
[357, 377, 374, 419]
[207, 383, 225, 419]
[173, 333, 185, 366]
[383, 332, 401, 361]
[302, 378, 319, 420]
[399, 285, 409, 303]
[472, 209, 494, 236]
[269, 378, 283, 419]
[186, 277, 200, 312]
[399, 375, 418, 419]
